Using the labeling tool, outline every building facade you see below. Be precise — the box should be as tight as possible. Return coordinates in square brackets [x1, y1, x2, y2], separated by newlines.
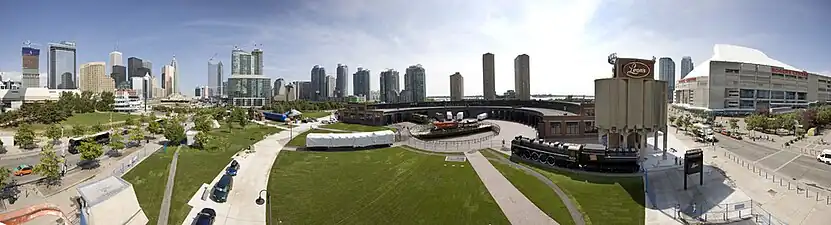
[379, 69, 400, 103]
[161, 65, 175, 97]
[22, 47, 40, 88]
[273, 78, 285, 96]
[48, 41, 77, 89]
[658, 57, 676, 102]
[353, 68, 371, 98]
[450, 72, 464, 101]
[674, 45, 826, 115]
[251, 48, 263, 75]
[231, 47, 252, 75]
[482, 53, 496, 100]
[79, 62, 115, 94]
[326, 75, 336, 98]
[208, 60, 222, 96]
[310, 65, 327, 101]
[404, 64, 426, 102]
[170, 56, 179, 95]
[680, 56, 694, 79]
[227, 74, 271, 107]
[514, 54, 531, 100]
[112, 65, 127, 89]
[336, 64, 348, 98]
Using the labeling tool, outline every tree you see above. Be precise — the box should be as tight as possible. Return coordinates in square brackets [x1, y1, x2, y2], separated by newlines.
[163, 122, 186, 146]
[728, 119, 739, 132]
[78, 141, 103, 162]
[0, 139, 5, 154]
[193, 132, 213, 149]
[668, 115, 677, 124]
[34, 144, 63, 184]
[125, 117, 137, 127]
[98, 91, 115, 111]
[129, 127, 145, 146]
[71, 125, 88, 137]
[92, 123, 105, 132]
[14, 124, 35, 149]
[232, 107, 248, 128]
[0, 167, 10, 188]
[194, 115, 213, 132]
[148, 121, 163, 135]
[109, 132, 125, 153]
[45, 125, 63, 144]
[139, 114, 149, 124]
[818, 109, 831, 127]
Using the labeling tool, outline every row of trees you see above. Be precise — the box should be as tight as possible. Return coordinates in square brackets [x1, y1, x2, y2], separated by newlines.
[263, 100, 344, 113]
[0, 91, 115, 127]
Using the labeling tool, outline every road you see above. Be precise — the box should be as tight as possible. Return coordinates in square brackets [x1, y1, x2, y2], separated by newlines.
[715, 133, 831, 190]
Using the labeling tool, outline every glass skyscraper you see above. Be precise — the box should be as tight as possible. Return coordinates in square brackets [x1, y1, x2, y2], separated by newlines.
[48, 41, 77, 89]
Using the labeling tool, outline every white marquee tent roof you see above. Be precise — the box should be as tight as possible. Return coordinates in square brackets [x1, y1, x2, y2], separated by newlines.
[685, 44, 803, 79]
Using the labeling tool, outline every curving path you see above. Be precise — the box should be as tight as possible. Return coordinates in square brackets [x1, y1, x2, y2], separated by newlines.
[484, 150, 586, 225]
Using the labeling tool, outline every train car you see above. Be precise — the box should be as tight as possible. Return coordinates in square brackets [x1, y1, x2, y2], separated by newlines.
[509, 135, 640, 173]
[476, 113, 488, 121]
[578, 144, 640, 173]
[263, 111, 288, 122]
[432, 121, 459, 130]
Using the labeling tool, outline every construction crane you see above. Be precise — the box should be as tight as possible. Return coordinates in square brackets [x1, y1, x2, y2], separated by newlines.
[208, 53, 218, 62]
[253, 42, 262, 49]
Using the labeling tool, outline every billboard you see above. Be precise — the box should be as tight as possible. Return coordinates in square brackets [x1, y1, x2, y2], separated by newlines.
[614, 58, 655, 79]
[22, 47, 40, 70]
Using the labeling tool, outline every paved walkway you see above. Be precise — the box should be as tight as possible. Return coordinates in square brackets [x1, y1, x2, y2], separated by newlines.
[156, 146, 181, 225]
[464, 151, 558, 225]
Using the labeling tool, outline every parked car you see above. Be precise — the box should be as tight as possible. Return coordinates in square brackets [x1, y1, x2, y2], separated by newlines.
[818, 150, 831, 165]
[13, 164, 33, 176]
[194, 208, 216, 225]
[210, 174, 234, 203]
[225, 160, 240, 176]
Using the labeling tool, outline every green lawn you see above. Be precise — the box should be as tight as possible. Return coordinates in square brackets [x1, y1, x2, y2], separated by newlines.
[286, 129, 348, 147]
[302, 110, 331, 118]
[29, 112, 140, 131]
[321, 122, 395, 132]
[267, 147, 510, 225]
[483, 149, 645, 225]
[166, 124, 281, 225]
[480, 150, 575, 225]
[124, 123, 281, 225]
[121, 148, 176, 224]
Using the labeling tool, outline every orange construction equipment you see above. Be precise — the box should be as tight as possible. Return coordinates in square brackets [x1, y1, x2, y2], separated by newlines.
[0, 203, 70, 225]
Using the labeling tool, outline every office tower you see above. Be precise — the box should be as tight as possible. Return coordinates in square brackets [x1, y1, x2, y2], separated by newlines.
[170, 55, 180, 94]
[310, 65, 327, 101]
[208, 60, 222, 96]
[195, 87, 201, 97]
[79, 62, 114, 93]
[109, 51, 123, 68]
[450, 72, 464, 101]
[335, 64, 349, 98]
[273, 78, 285, 96]
[482, 53, 496, 100]
[404, 64, 426, 102]
[112, 65, 127, 89]
[48, 41, 77, 89]
[216, 61, 223, 95]
[326, 75, 336, 98]
[142, 60, 152, 77]
[294, 81, 312, 100]
[221, 81, 228, 96]
[658, 57, 676, 102]
[251, 48, 263, 75]
[285, 83, 297, 101]
[680, 56, 694, 79]
[127, 57, 143, 87]
[150, 75, 159, 99]
[513, 54, 530, 100]
[379, 69, 400, 103]
[162, 65, 175, 97]
[353, 67, 371, 97]
[231, 47, 252, 75]
[399, 89, 412, 103]
[21, 46, 40, 88]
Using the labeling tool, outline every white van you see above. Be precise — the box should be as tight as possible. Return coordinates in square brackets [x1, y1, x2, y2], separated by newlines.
[818, 150, 831, 164]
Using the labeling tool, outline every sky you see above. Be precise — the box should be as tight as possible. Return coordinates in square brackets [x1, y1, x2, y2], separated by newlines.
[0, 0, 830, 96]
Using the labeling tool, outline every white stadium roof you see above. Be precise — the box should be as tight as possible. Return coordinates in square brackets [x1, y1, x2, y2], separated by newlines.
[685, 44, 802, 79]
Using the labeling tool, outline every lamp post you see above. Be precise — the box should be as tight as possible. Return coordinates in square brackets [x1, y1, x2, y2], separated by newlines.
[256, 189, 273, 225]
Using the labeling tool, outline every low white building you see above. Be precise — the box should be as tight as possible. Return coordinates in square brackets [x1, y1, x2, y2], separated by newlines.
[0, 88, 81, 111]
[77, 176, 149, 225]
[113, 91, 144, 112]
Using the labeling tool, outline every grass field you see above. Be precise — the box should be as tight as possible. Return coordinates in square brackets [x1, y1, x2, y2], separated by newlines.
[124, 123, 281, 225]
[479, 150, 575, 225]
[286, 129, 348, 147]
[29, 112, 140, 131]
[487, 150, 645, 225]
[321, 122, 395, 132]
[302, 110, 331, 118]
[121, 147, 177, 224]
[267, 147, 510, 225]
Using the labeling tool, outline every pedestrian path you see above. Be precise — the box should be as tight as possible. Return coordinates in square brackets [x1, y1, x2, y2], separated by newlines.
[464, 151, 558, 225]
[156, 146, 181, 225]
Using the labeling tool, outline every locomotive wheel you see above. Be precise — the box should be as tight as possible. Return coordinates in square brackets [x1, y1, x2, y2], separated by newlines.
[546, 157, 556, 165]
[531, 152, 539, 161]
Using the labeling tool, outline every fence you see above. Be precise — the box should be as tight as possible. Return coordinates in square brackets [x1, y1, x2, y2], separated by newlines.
[394, 122, 504, 152]
[720, 150, 831, 205]
[110, 142, 165, 177]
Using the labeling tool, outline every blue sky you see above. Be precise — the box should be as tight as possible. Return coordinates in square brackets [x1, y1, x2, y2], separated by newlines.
[1, 0, 829, 96]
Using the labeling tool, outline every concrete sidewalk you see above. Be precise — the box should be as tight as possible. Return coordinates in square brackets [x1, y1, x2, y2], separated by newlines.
[464, 151, 558, 225]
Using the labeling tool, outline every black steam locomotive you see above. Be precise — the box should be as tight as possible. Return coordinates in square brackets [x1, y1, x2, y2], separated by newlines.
[510, 136, 641, 173]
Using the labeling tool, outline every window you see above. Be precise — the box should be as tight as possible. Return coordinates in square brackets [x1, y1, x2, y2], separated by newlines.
[756, 90, 770, 99]
[725, 69, 740, 73]
[739, 89, 755, 98]
[566, 122, 579, 134]
[551, 122, 561, 135]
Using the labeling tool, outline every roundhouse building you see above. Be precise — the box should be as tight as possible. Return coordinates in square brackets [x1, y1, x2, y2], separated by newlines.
[674, 44, 828, 115]
[338, 99, 598, 139]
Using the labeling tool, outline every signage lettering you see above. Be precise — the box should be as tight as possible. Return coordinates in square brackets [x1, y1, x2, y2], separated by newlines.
[623, 62, 651, 78]
[771, 67, 808, 78]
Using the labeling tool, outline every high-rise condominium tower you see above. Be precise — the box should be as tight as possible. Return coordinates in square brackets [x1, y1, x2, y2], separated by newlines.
[680, 56, 694, 79]
[170, 56, 179, 94]
[336, 64, 349, 98]
[404, 64, 426, 102]
[79, 62, 115, 93]
[353, 68, 371, 97]
[251, 48, 263, 75]
[231, 47, 252, 75]
[48, 41, 77, 89]
[310, 65, 327, 101]
[22, 46, 40, 88]
[450, 72, 464, 101]
[482, 53, 496, 100]
[326, 75, 336, 98]
[380, 69, 400, 103]
[514, 54, 530, 100]
[658, 57, 676, 102]
[208, 60, 223, 96]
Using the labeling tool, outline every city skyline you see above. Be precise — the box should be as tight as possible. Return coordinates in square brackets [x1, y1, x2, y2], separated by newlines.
[1, 0, 830, 96]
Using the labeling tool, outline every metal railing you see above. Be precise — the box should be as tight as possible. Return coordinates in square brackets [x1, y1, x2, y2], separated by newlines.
[720, 150, 831, 205]
[110, 142, 165, 177]
[394, 122, 503, 152]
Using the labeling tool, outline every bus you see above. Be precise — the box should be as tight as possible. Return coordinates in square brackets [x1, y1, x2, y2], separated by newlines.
[68, 131, 111, 154]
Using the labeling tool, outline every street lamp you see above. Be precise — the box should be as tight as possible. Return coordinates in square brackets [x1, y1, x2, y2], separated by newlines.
[256, 190, 267, 205]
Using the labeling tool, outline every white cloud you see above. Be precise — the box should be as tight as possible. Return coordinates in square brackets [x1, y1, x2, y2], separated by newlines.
[185, 0, 782, 96]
